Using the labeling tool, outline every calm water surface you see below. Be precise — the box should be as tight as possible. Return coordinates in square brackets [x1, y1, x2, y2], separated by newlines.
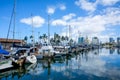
[0, 48, 120, 80]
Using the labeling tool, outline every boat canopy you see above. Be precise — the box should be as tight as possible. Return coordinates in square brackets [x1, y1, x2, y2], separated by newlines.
[0, 49, 9, 55]
[12, 43, 30, 48]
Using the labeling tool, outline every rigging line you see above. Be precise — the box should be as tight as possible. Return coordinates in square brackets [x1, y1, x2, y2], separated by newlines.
[5, 4, 15, 48]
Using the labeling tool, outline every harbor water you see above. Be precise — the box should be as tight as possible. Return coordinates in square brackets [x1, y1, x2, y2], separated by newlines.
[0, 48, 120, 80]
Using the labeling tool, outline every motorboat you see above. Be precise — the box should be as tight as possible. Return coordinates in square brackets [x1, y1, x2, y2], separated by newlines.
[39, 42, 54, 57]
[53, 54, 64, 63]
[0, 48, 13, 71]
[11, 48, 37, 66]
[27, 47, 43, 60]
[11, 48, 27, 67]
[26, 55, 37, 64]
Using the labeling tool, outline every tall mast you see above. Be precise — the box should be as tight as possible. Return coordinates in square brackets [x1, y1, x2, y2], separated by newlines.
[48, 15, 50, 44]
[13, 0, 16, 42]
[69, 25, 71, 40]
[31, 14, 35, 47]
[66, 25, 67, 37]
[5, 3, 14, 48]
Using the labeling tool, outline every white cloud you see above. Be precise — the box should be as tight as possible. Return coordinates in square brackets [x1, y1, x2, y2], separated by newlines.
[81, 58, 106, 77]
[47, 7, 55, 14]
[59, 4, 66, 10]
[75, 0, 119, 12]
[75, 0, 97, 12]
[52, 13, 76, 26]
[103, 7, 120, 26]
[51, 7, 120, 42]
[47, 4, 66, 14]
[63, 13, 76, 21]
[52, 19, 67, 26]
[20, 16, 45, 28]
[100, 0, 120, 6]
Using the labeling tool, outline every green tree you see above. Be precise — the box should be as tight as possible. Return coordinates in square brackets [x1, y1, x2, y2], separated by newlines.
[70, 39, 73, 44]
[24, 36, 28, 43]
[39, 35, 42, 42]
[50, 38, 55, 45]
[61, 36, 65, 41]
[30, 35, 33, 42]
[54, 33, 61, 45]
[65, 36, 69, 41]
[42, 34, 47, 42]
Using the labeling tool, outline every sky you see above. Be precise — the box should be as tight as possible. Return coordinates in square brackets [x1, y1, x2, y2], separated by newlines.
[0, 0, 120, 43]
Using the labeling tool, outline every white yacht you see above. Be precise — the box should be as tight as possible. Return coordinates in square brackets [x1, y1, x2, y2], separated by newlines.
[27, 47, 43, 59]
[11, 48, 37, 66]
[39, 42, 54, 57]
[0, 49, 13, 71]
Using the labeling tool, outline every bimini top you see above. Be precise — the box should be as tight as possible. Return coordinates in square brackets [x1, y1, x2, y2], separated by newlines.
[12, 43, 30, 48]
[0, 49, 9, 55]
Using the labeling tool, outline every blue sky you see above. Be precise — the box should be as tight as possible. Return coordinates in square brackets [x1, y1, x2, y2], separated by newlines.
[0, 0, 120, 42]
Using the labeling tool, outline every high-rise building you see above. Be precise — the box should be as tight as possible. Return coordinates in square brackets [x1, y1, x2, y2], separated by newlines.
[84, 36, 89, 44]
[92, 37, 99, 45]
[109, 37, 114, 43]
[117, 37, 120, 45]
[78, 37, 84, 44]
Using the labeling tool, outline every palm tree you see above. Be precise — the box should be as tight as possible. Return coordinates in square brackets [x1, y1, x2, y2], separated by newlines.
[69, 39, 73, 45]
[54, 33, 61, 45]
[50, 38, 54, 45]
[54, 33, 57, 41]
[30, 35, 33, 42]
[61, 36, 65, 41]
[39, 35, 42, 43]
[65, 36, 69, 41]
[24, 36, 28, 43]
[42, 34, 47, 42]
[61, 36, 65, 45]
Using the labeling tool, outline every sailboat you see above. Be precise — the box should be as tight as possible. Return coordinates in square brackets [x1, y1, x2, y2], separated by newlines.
[11, 47, 37, 65]
[38, 15, 54, 57]
[39, 42, 54, 57]
[0, 46, 13, 71]
[10, 1, 36, 66]
[27, 47, 43, 59]
[25, 14, 37, 63]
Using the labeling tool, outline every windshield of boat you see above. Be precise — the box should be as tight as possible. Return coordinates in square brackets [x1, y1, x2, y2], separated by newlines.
[15, 49, 27, 55]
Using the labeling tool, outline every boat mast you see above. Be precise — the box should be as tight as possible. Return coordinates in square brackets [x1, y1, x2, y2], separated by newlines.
[31, 14, 35, 47]
[13, 0, 16, 43]
[68, 25, 71, 42]
[48, 15, 50, 44]
[5, 5, 14, 48]
[5, 0, 16, 49]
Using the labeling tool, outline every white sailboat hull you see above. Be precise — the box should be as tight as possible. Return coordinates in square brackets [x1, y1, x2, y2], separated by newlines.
[0, 60, 13, 70]
[26, 55, 37, 64]
[36, 54, 43, 59]
[39, 45, 54, 56]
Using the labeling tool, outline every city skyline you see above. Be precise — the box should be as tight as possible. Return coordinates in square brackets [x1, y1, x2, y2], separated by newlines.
[0, 0, 120, 42]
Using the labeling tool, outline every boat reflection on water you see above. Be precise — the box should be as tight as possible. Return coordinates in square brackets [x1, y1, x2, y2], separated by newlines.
[27, 61, 47, 75]
[0, 66, 26, 79]
[109, 48, 115, 54]
[0, 48, 120, 80]
[117, 48, 120, 54]
[53, 54, 65, 63]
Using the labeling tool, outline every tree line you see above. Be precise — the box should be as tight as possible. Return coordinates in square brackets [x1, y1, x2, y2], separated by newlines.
[23, 33, 74, 46]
